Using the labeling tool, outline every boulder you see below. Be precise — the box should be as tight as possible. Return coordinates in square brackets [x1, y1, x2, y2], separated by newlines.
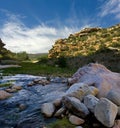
[106, 90, 120, 106]
[68, 63, 120, 98]
[0, 90, 12, 100]
[62, 96, 89, 118]
[69, 115, 85, 125]
[41, 103, 55, 117]
[66, 83, 99, 101]
[84, 94, 99, 113]
[94, 98, 118, 127]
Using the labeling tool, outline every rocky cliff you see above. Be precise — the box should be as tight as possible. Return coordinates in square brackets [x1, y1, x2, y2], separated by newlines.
[48, 24, 120, 58]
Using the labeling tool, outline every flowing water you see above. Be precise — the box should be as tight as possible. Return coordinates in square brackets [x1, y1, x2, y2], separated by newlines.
[0, 74, 68, 128]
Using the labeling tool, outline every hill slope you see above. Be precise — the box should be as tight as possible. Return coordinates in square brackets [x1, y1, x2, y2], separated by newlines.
[48, 24, 120, 72]
[48, 24, 120, 58]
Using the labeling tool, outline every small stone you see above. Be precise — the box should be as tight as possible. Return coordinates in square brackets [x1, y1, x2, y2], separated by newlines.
[113, 120, 120, 128]
[54, 107, 66, 117]
[19, 104, 27, 111]
[0, 90, 12, 100]
[53, 98, 62, 107]
[69, 115, 85, 125]
[27, 82, 34, 86]
[41, 103, 55, 117]
[75, 126, 83, 128]
[5, 88, 17, 93]
[93, 123, 100, 127]
[12, 85, 22, 90]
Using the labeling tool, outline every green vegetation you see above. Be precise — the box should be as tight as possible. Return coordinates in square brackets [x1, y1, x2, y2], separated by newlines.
[2, 61, 76, 77]
[0, 82, 12, 87]
[48, 24, 120, 58]
[1, 24, 120, 77]
[48, 118, 75, 128]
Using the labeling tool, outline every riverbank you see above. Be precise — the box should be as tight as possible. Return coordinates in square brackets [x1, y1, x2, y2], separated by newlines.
[1, 62, 76, 77]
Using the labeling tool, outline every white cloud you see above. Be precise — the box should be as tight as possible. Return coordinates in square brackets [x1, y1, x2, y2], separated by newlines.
[0, 10, 95, 53]
[0, 14, 80, 53]
[99, 0, 120, 19]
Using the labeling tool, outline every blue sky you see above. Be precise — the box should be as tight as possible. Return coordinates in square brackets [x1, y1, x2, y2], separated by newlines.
[0, 0, 120, 53]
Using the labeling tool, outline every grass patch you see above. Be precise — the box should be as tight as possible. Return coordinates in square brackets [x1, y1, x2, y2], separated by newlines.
[2, 62, 76, 77]
[0, 82, 12, 87]
[48, 118, 75, 128]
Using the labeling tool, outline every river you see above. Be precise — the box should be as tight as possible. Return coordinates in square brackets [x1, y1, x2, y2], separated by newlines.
[0, 74, 68, 128]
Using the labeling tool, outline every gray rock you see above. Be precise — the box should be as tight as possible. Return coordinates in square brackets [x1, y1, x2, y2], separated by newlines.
[69, 115, 85, 125]
[66, 83, 98, 101]
[94, 98, 118, 127]
[53, 98, 62, 107]
[68, 63, 120, 98]
[62, 96, 89, 118]
[118, 106, 120, 116]
[106, 90, 120, 106]
[75, 126, 83, 128]
[84, 94, 99, 113]
[54, 107, 66, 117]
[41, 103, 55, 117]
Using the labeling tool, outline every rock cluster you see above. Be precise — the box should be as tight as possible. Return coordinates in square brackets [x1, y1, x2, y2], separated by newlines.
[41, 83, 120, 127]
[41, 64, 120, 128]
[0, 85, 22, 100]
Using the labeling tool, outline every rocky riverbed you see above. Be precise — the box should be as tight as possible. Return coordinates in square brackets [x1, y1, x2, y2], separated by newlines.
[0, 74, 68, 128]
[0, 63, 120, 128]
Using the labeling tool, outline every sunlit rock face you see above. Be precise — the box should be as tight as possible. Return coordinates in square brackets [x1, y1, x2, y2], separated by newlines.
[68, 63, 120, 98]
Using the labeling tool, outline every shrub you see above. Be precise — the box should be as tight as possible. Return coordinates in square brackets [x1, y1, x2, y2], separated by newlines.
[57, 56, 67, 68]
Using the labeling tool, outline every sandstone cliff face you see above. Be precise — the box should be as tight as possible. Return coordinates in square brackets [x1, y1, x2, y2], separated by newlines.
[48, 24, 120, 58]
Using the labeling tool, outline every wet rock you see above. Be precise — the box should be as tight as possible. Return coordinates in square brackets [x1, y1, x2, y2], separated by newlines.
[69, 115, 85, 125]
[53, 98, 62, 107]
[5, 85, 22, 93]
[62, 96, 89, 118]
[94, 98, 118, 127]
[66, 83, 99, 101]
[19, 104, 27, 111]
[106, 90, 120, 106]
[27, 81, 35, 86]
[41, 103, 55, 117]
[0, 90, 12, 100]
[113, 120, 120, 128]
[84, 94, 99, 113]
[5, 88, 17, 93]
[37, 79, 50, 86]
[12, 85, 22, 90]
[54, 107, 66, 117]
